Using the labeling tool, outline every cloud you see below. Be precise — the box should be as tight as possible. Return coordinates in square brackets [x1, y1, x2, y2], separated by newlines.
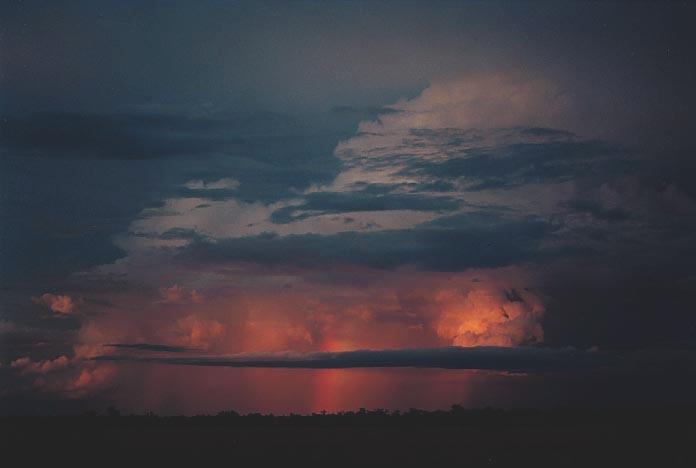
[102, 77, 642, 282]
[92, 343, 696, 375]
[175, 212, 551, 271]
[174, 315, 226, 350]
[182, 178, 240, 190]
[158, 284, 203, 304]
[400, 137, 626, 192]
[47, 75, 692, 394]
[270, 190, 460, 224]
[357, 74, 578, 134]
[8, 75, 693, 411]
[45, 264, 546, 369]
[92, 346, 608, 373]
[34, 293, 77, 315]
[70, 364, 115, 393]
[123, 196, 443, 252]
[434, 288, 544, 347]
[11, 355, 71, 374]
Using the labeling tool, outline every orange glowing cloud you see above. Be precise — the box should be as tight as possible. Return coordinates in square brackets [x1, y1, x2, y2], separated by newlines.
[434, 288, 544, 347]
[11, 268, 544, 410]
[34, 293, 77, 315]
[174, 315, 226, 349]
[243, 320, 314, 352]
[10, 355, 71, 374]
[70, 268, 547, 358]
[71, 364, 116, 394]
[159, 284, 203, 304]
[32, 266, 547, 402]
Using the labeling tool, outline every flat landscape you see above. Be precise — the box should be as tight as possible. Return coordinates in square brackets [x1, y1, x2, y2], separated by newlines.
[3, 409, 694, 466]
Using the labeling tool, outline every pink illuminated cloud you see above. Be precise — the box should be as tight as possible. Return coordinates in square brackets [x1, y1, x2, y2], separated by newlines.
[34, 293, 77, 315]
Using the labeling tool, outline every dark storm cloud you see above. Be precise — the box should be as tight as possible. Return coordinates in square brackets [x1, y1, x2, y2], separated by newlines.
[2, 0, 696, 415]
[270, 190, 460, 223]
[0, 109, 357, 285]
[94, 346, 609, 372]
[0, 323, 76, 362]
[95, 344, 695, 375]
[92, 344, 696, 373]
[1, 0, 693, 292]
[178, 212, 552, 271]
[399, 133, 628, 192]
[129, 227, 211, 243]
[171, 188, 239, 201]
[151, 228, 210, 242]
[0, 111, 310, 160]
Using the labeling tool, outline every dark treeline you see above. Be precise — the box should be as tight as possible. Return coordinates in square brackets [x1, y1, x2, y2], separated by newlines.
[6, 404, 696, 425]
[2, 406, 694, 467]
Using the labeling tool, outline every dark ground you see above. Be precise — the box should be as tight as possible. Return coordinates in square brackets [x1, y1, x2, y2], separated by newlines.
[2, 408, 695, 467]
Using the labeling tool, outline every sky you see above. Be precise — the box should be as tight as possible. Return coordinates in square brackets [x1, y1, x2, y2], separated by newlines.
[1, 0, 696, 415]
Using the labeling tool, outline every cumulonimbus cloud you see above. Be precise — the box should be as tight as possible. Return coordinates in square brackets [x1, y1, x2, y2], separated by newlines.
[434, 288, 544, 347]
[358, 73, 577, 134]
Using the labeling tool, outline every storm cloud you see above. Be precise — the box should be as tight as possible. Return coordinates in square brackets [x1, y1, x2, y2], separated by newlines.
[2, 0, 695, 415]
